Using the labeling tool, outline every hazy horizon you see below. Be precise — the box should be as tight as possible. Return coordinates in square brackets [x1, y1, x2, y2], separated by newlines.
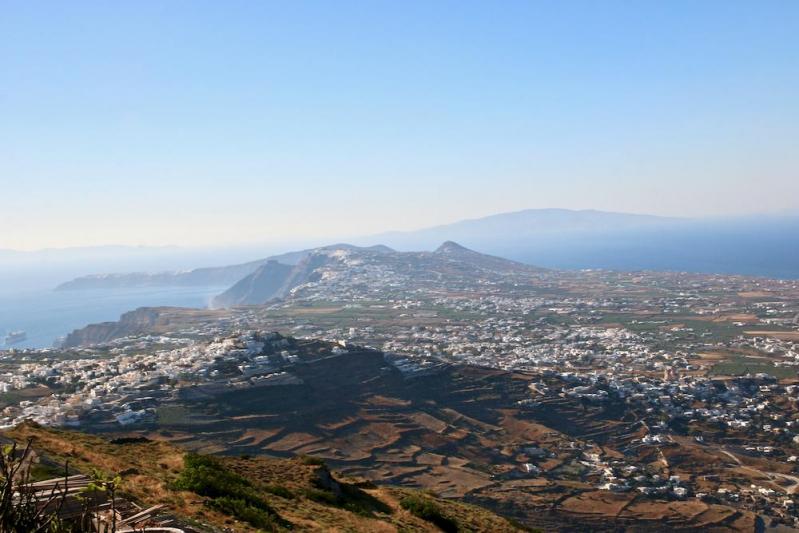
[3, 2, 798, 250]
[2, 206, 798, 254]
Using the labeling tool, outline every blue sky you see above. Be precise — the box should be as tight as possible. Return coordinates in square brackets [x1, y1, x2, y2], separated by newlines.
[1, 1, 797, 249]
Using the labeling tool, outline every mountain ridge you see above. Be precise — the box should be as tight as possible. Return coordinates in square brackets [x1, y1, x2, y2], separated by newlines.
[363, 208, 682, 249]
[358, 208, 799, 279]
[212, 241, 544, 308]
[55, 243, 395, 291]
[50, 208, 799, 289]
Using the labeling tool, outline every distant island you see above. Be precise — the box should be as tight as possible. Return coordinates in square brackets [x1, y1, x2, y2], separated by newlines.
[55, 210, 799, 291]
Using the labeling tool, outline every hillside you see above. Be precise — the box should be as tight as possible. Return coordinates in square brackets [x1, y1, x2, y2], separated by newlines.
[211, 260, 295, 308]
[2, 423, 526, 532]
[22, 328, 765, 532]
[212, 253, 332, 308]
[124, 338, 759, 532]
[55, 244, 394, 291]
[212, 241, 542, 308]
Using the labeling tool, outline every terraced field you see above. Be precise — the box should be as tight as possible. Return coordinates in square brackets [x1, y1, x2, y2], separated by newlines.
[77, 347, 763, 531]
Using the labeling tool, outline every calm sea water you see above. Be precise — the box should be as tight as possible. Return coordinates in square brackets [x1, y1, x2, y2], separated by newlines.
[0, 286, 226, 349]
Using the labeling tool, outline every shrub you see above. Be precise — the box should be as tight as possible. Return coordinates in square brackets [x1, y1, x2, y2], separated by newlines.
[174, 454, 257, 503]
[298, 455, 326, 466]
[400, 494, 458, 533]
[208, 496, 283, 531]
[303, 484, 392, 518]
[303, 488, 338, 505]
[507, 516, 539, 532]
[0, 440, 72, 532]
[263, 484, 294, 499]
[174, 453, 285, 531]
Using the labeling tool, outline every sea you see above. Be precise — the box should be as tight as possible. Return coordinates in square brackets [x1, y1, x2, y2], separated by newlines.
[0, 286, 226, 349]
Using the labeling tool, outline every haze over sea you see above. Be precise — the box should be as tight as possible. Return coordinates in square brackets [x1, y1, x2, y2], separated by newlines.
[0, 286, 225, 349]
[2, 209, 798, 350]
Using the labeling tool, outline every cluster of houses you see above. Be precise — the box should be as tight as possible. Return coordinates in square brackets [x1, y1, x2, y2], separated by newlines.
[0, 331, 300, 428]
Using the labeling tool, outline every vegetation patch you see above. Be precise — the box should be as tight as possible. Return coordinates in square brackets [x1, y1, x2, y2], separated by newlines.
[400, 493, 459, 532]
[710, 355, 796, 379]
[298, 454, 326, 466]
[303, 477, 392, 518]
[262, 483, 295, 499]
[173, 453, 287, 530]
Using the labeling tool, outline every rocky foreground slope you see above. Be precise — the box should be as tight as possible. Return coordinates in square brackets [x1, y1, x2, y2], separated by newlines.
[3, 423, 524, 532]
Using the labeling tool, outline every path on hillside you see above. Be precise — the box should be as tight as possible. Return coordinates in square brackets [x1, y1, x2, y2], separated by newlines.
[721, 447, 799, 494]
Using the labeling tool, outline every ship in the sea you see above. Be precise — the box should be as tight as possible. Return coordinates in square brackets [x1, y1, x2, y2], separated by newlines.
[3, 331, 27, 346]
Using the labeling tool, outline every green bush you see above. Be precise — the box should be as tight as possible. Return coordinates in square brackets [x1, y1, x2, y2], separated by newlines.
[174, 453, 285, 531]
[303, 483, 392, 518]
[400, 494, 458, 533]
[298, 455, 326, 466]
[174, 454, 257, 504]
[507, 516, 539, 532]
[208, 496, 283, 531]
[303, 488, 339, 505]
[263, 484, 294, 499]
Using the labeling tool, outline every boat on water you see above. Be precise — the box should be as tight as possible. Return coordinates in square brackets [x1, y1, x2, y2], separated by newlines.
[4, 331, 27, 346]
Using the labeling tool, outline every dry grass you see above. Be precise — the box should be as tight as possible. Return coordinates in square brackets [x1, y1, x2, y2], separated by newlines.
[1, 423, 526, 532]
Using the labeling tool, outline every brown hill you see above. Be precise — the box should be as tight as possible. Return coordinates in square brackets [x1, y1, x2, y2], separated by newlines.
[3, 422, 526, 532]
